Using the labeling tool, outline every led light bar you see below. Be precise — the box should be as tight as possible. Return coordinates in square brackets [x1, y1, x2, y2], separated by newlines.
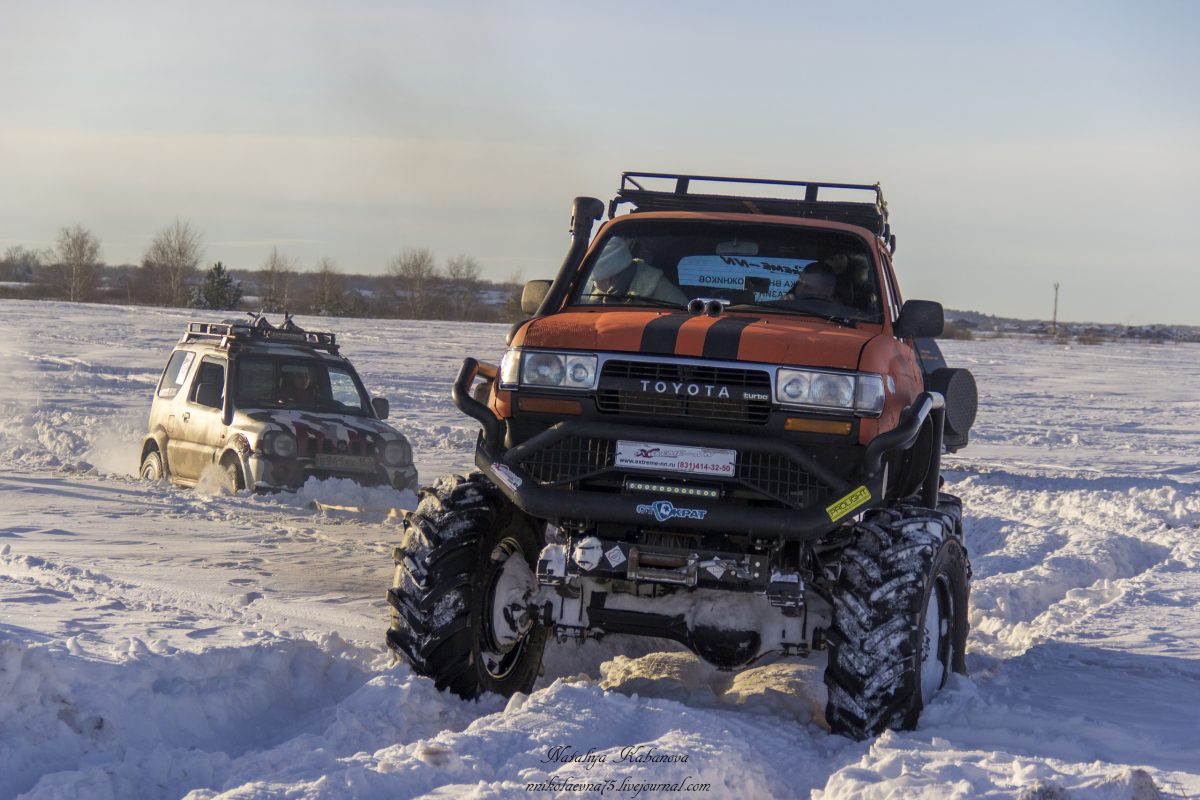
[624, 479, 721, 499]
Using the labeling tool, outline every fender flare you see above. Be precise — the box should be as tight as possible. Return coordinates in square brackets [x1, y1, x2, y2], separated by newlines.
[218, 434, 254, 487]
[141, 432, 172, 476]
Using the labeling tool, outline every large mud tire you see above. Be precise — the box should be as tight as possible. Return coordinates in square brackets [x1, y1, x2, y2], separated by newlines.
[386, 473, 547, 699]
[824, 493, 970, 740]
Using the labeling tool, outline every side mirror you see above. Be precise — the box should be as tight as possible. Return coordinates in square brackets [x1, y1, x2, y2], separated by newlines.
[372, 397, 389, 419]
[894, 300, 944, 339]
[195, 382, 223, 409]
[521, 280, 552, 315]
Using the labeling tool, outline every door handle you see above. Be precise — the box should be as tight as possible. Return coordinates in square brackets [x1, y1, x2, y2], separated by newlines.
[182, 412, 191, 422]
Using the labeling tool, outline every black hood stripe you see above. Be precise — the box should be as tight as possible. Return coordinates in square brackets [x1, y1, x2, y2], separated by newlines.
[640, 314, 691, 354]
[701, 316, 756, 359]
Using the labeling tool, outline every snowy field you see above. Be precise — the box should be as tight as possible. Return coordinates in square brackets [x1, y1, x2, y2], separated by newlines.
[1, 298, 1197, 800]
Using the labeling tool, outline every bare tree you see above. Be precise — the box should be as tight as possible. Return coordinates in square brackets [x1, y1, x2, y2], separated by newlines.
[143, 219, 203, 306]
[1, 245, 44, 282]
[387, 247, 439, 318]
[445, 254, 482, 284]
[312, 256, 344, 316]
[260, 247, 297, 313]
[50, 225, 103, 302]
[444, 254, 481, 320]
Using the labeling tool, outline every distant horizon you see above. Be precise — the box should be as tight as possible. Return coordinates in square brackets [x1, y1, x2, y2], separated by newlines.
[2, 276, 1195, 331]
[6, 220, 1198, 329]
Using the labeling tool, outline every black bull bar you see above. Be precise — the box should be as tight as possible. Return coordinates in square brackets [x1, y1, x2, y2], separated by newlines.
[453, 358, 945, 541]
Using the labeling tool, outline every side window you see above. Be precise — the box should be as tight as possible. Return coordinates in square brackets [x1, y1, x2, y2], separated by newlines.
[158, 351, 196, 399]
[189, 358, 226, 409]
[235, 358, 275, 407]
[329, 369, 363, 410]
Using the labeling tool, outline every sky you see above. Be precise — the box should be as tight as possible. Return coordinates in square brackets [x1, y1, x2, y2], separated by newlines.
[1, 0, 1197, 325]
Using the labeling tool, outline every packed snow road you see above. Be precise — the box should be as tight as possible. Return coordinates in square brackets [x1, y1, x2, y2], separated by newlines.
[1, 299, 1197, 799]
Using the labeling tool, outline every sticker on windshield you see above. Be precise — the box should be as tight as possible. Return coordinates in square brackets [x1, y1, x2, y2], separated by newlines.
[676, 255, 814, 300]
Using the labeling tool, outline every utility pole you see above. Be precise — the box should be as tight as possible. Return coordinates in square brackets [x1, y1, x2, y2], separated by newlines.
[1052, 282, 1060, 335]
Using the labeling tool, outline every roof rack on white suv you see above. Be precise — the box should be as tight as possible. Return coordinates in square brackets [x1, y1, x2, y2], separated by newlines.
[179, 313, 340, 354]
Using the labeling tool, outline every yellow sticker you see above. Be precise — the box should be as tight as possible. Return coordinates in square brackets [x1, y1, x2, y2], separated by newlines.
[826, 485, 872, 522]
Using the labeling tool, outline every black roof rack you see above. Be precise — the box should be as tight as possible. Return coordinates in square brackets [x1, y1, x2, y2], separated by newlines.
[180, 313, 340, 354]
[610, 171, 894, 249]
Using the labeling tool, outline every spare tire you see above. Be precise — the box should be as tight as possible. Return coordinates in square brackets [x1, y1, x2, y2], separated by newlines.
[926, 368, 977, 450]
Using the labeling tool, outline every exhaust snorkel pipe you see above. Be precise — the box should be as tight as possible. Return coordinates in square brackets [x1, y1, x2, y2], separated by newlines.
[536, 196, 605, 316]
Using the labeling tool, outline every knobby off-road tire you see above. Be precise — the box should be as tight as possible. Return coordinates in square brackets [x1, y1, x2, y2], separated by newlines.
[824, 493, 970, 740]
[386, 473, 547, 699]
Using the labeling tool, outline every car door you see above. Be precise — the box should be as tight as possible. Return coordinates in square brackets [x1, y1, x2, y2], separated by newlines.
[173, 357, 228, 481]
[160, 350, 197, 478]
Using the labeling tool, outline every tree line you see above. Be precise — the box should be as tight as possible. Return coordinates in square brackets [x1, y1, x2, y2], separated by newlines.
[0, 221, 525, 322]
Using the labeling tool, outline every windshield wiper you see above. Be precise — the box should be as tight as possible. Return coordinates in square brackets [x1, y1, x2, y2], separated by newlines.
[576, 292, 684, 309]
[725, 300, 860, 327]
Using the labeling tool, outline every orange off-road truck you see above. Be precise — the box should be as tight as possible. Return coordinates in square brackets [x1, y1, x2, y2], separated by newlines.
[386, 173, 978, 739]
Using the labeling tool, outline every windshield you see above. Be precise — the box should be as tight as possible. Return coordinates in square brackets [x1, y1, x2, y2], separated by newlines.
[233, 356, 370, 416]
[570, 220, 882, 322]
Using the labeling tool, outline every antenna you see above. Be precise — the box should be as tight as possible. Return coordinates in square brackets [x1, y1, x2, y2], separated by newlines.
[1052, 282, 1060, 335]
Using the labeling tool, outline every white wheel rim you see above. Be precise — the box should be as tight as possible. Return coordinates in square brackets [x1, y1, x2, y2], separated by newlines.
[481, 540, 536, 680]
[920, 580, 948, 706]
[489, 550, 535, 651]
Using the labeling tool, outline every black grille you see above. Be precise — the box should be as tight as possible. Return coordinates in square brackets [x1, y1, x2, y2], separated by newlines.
[737, 451, 829, 507]
[297, 433, 374, 458]
[518, 436, 614, 485]
[597, 360, 772, 423]
[516, 434, 830, 509]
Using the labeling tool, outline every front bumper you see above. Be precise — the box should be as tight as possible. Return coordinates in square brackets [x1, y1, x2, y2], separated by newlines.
[455, 358, 943, 542]
[248, 454, 418, 492]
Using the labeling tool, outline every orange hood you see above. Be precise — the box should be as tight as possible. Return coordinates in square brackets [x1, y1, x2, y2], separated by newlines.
[515, 309, 880, 370]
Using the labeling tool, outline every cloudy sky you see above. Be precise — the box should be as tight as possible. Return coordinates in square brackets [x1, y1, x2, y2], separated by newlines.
[2, 1, 1196, 324]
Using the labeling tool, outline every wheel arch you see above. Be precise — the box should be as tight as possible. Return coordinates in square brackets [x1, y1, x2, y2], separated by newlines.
[217, 444, 250, 489]
[141, 433, 170, 473]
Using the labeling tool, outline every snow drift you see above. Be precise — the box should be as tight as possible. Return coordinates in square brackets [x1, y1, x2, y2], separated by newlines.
[1, 300, 1197, 799]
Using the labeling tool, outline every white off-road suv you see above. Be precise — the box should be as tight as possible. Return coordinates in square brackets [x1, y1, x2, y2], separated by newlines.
[140, 315, 418, 493]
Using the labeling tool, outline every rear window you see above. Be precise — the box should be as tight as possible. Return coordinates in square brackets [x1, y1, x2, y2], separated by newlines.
[157, 350, 196, 399]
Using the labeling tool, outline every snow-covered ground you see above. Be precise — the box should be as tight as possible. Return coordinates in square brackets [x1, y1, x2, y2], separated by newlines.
[1, 299, 1197, 800]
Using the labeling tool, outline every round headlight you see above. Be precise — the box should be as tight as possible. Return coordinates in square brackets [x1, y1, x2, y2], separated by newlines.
[524, 352, 565, 386]
[382, 440, 409, 466]
[812, 374, 854, 408]
[782, 375, 810, 401]
[569, 361, 591, 383]
[267, 431, 297, 459]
